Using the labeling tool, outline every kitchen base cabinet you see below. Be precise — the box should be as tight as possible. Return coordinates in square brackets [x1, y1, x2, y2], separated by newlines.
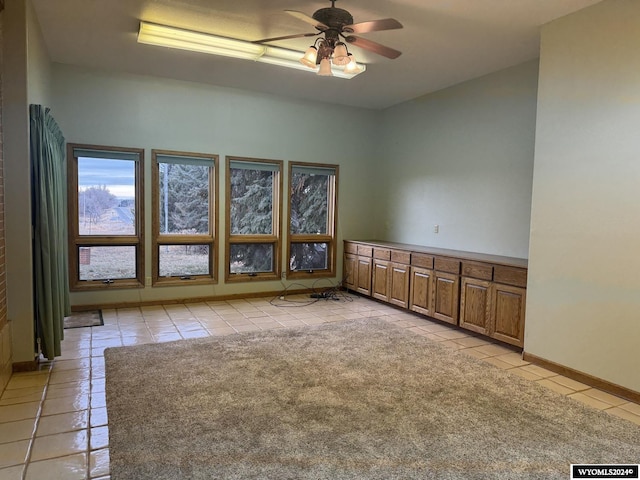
[355, 256, 372, 295]
[372, 259, 390, 302]
[492, 284, 526, 347]
[344, 242, 373, 296]
[389, 262, 410, 308]
[344, 240, 527, 349]
[409, 267, 433, 316]
[432, 272, 459, 325]
[459, 277, 492, 336]
[370, 248, 411, 308]
[343, 253, 358, 291]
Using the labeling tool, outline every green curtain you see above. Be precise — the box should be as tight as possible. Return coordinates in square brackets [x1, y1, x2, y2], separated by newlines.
[30, 105, 71, 360]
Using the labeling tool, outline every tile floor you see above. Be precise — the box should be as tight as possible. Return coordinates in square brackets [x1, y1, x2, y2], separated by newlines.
[1, 293, 639, 479]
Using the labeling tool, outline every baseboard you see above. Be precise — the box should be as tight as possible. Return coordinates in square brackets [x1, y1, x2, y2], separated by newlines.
[12, 359, 38, 373]
[522, 351, 640, 404]
[70, 287, 317, 312]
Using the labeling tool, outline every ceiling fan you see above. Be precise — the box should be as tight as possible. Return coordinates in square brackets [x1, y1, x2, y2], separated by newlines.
[254, 0, 403, 74]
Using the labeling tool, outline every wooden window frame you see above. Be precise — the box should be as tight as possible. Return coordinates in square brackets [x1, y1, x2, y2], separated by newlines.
[67, 143, 145, 290]
[151, 149, 218, 286]
[286, 162, 338, 280]
[225, 156, 283, 283]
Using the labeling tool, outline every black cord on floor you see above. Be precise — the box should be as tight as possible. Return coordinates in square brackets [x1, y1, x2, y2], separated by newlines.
[269, 276, 355, 307]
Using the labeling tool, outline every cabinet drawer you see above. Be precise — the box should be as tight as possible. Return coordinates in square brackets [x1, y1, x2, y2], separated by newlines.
[344, 242, 358, 254]
[357, 245, 373, 257]
[411, 253, 434, 269]
[462, 261, 493, 281]
[373, 248, 391, 260]
[434, 257, 461, 274]
[390, 250, 411, 264]
[494, 266, 527, 288]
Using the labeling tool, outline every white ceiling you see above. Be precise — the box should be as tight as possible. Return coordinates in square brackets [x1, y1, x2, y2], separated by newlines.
[31, 0, 602, 110]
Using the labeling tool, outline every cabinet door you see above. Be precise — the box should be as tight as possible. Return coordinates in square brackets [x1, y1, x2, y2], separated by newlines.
[410, 267, 433, 316]
[460, 277, 492, 335]
[432, 272, 460, 325]
[491, 284, 526, 347]
[355, 257, 372, 296]
[389, 262, 410, 308]
[372, 260, 390, 301]
[343, 253, 358, 290]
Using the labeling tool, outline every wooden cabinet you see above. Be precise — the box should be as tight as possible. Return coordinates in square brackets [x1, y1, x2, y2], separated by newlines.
[409, 253, 434, 316]
[432, 271, 459, 325]
[459, 262, 526, 348]
[410, 266, 433, 316]
[432, 257, 460, 325]
[344, 242, 373, 296]
[371, 248, 411, 307]
[491, 282, 526, 347]
[460, 277, 492, 336]
[343, 252, 358, 291]
[355, 256, 372, 295]
[344, 240, 527, 348]
[372, 258, 390, 301]
[389, 261, 410, 308]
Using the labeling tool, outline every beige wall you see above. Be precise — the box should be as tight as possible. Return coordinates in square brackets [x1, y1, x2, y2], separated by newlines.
[2, 0, 52, 365]
[3, 0, 32, 365]
[526, 0, 640, 392]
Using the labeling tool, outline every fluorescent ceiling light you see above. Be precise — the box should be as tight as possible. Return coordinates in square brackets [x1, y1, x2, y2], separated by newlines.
[137, 22, 365, 79]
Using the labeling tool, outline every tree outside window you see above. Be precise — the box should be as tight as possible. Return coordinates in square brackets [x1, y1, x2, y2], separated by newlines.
[226, 158, 282, 281]
[152, 151, 217, 285]
[287, 163, 338, 279]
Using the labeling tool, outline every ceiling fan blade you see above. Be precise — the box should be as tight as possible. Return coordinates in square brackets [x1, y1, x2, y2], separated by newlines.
[345, 18, 403, 34]
[253, 32, 319, 44]
[345, 35, 402, 59]
[285, 10, 329, 30]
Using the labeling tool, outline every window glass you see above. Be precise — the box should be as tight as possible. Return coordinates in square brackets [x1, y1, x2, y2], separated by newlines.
[229, 244, 274, 274]
[229, 167, 274, 235]
[289, 242, 328, 271]
[159, 245, 210, 277]
[69, 144, 144, 290]
[226, 157, 281, 281]
[78, 157, 136, 236]
[152, 150, 217, 284]
[158, 163, 210, 235]
[287, 163, 338, 279]
[78, 246, 136, 281]
[290, 171, 329, 235]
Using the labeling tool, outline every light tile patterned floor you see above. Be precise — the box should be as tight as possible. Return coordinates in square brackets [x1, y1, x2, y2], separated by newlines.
[0, 293, 638, 479]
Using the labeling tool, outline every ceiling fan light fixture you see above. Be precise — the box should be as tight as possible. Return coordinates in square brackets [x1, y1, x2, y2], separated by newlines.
[332, 42, 350, 66]
[138, 21, 364, 79]
[300, 45, 318, 68]
[318, 57, 333, 76]
[343, 53, 362, 74]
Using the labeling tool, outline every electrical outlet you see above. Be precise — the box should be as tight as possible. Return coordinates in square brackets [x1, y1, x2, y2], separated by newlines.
[434, 224, 439, 234]
[281, 271, 286, 280]
[145, 276, 152, 286]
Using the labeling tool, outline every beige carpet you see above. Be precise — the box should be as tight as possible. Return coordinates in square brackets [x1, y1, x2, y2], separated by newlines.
[104, 318, 640, 480]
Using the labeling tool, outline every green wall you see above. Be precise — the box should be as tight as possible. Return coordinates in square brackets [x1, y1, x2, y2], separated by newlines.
[375, 60, 539, 259]
[51, 64, 380, 307]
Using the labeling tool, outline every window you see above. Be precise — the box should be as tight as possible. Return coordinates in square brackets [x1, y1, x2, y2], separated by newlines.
[287, 163, 338, 279]
[68, 144, 144, 290]
[226, 157, 282, 281]
[152, 150, 218, 285]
